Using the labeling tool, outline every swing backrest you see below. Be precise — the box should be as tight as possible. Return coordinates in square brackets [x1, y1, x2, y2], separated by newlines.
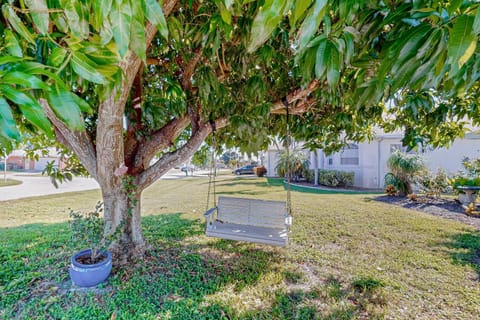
[217, 196, 288, 228]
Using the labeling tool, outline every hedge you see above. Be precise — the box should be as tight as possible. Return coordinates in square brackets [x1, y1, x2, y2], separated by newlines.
[305, 169, 355, 187]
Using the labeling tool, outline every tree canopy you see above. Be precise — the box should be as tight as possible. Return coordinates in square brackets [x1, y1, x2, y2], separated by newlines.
[1, 0, 480, 261]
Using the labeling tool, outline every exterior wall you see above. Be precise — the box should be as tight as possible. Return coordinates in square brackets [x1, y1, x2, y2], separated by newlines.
[265, 150, 280, 177]
[422, 136, 480, 175]
[266, 134, 480, 189]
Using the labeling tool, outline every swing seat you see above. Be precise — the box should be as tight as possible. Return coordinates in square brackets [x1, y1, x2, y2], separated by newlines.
[204, 196, 292, 246]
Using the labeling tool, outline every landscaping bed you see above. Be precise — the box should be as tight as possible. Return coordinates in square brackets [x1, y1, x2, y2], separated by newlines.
[375, 195, 480, 229]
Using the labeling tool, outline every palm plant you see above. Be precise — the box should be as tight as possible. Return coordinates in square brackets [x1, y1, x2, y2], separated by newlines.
[276, 147, 310, 182]
[385, 150, 426, 196]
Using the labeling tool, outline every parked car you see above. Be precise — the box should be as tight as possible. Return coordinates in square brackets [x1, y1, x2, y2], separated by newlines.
[232, 165, 255, 175]
[181, 166, 195, 175]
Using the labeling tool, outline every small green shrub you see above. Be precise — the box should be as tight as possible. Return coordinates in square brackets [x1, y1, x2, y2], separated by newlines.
[417, 168, 450, 198]
[306, 169, 355, 187]
[69, 201, 109, 263]
[449, 157, 480, 194]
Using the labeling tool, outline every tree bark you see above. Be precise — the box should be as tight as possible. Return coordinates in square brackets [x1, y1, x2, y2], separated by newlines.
[102, 184, 146, 264]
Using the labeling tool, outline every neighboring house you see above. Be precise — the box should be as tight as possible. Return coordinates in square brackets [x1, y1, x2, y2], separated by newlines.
[265, 132, 480, 189]
[6, 148, 64, 171]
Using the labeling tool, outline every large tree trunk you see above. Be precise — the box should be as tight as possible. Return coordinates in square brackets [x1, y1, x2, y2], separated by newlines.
[102, 183, 146, 265]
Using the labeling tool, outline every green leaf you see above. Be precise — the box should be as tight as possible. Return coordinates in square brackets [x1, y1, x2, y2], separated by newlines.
[0, 97, 21, 141]
[221, 8, 232, 25]
[130, 1, 146, 61]
[296, 0, 327, 51]
[343, 31, 354, 65]
[448, 15, 476, 75]
[0, 85, 52, 136]
[2, 71, 49, 90]
[47, 47, 68, 67]
[60, 0, 89, 39]
[93, 0, 113, 31]
[110, 0, 132, 57]
[47, 87, 84, 130]
[4, 29, 22, 57]
[71, 92, 93, 114]
[292, 0, 312, 27]
[247, 0, 287, 53]
[145, 0, 169, 39]
[70, 52, 107, 84]
[0, 56, 24, 65]
[474, 7, 480, 35]
[314, 38, 327, 78]
[2, 5, 36, 44]
[100, 19, 114, 45]
[327, 42, 340, 87]
[25, 0, 49, 35]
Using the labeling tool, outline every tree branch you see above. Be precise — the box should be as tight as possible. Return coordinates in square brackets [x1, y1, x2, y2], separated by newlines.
[270, 79, 321, 114]
[133, 116, 191, 171]
[137, 118, 227, 190]
[41, 99, 97, 179]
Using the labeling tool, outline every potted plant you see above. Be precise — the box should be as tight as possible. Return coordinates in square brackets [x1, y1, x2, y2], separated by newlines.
[68, 202, 113, 287]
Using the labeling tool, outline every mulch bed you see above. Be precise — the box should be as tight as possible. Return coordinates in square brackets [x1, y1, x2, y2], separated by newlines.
[375, 195, 480, 230]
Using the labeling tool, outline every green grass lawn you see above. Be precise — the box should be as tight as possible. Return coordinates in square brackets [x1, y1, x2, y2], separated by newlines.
[0, 178, 22, 187]
[1, 176, 480, 319]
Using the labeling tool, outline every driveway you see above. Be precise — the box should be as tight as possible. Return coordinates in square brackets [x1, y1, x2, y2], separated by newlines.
[0, 173, 100, 201]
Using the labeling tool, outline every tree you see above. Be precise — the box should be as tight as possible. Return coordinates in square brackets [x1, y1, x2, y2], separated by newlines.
[1, 1, 480, 263]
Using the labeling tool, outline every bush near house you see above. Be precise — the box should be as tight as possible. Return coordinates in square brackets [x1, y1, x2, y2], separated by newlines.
[417, 168, 451, 198]
[306, 169, 355, 188]
[450, 157, 480, 193]
[385, 151, 426, 196]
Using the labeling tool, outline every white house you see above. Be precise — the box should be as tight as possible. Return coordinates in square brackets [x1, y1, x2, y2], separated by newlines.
[265, 131, 480, 189]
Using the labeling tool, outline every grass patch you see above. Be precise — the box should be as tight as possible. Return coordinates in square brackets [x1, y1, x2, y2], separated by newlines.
[0, 178, 22, 187]
[1, 176, 480, 319]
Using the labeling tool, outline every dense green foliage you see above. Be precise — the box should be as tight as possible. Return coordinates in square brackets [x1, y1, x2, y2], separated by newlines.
[1, 1, 480, 153]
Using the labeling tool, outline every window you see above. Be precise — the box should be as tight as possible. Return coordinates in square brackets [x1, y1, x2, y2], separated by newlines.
[340, 144, 359, 165]
[328, 157, 333, 165]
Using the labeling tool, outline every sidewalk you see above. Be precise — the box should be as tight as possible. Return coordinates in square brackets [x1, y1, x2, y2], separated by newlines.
[0, 173, 100, 201]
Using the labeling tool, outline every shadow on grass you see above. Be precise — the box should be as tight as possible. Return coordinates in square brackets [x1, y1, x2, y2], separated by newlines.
[443, 229, 480, 276]
[1, 212, 288, 319]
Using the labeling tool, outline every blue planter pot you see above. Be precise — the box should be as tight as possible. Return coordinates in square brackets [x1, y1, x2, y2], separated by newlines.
[69, 249, 112, 287]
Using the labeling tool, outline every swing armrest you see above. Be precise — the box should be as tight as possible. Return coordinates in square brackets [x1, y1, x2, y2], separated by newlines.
[285, 215, 293, 229]
[204, 207, 217, 226]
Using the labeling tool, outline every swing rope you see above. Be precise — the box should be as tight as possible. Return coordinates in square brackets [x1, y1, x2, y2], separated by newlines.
[205, 99, 293, 219]
[282, 97, 293, 218]
[206, 118, 217, 211]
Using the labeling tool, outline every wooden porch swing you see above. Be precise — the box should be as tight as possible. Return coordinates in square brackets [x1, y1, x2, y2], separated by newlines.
[204, 100, 293, 247]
